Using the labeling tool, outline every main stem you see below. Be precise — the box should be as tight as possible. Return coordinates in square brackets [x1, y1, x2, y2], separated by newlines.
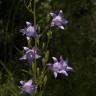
[33, 0, 37, 88]
[33, 0, 36, 28]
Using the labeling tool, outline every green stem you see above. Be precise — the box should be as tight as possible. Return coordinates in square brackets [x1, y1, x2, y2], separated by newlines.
[33, 0, 37, 86]
[33, 0, 36, 28]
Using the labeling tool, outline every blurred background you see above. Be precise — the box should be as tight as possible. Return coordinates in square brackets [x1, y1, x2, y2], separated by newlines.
[0, 0, 96, 96]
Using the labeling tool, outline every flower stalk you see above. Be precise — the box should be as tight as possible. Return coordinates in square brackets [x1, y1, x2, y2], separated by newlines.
[18, 1, 73, 96]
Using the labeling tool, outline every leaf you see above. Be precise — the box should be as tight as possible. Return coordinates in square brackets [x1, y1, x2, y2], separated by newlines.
[47, 31, 52, 40]
[42, 50, 49, 65]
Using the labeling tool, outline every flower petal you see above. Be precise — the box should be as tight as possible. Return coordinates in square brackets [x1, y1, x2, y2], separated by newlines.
[24, 79, 33, 86]
[19, 55, 27, 60]
[54, 72, 58, 78]
[50, 12, 56, 17]
[26, 21, 31, 26]
[59, 70, 68, 76]
[66, 67, 73, 71]
[20, 80, 25, 86]
[58, 26, 64, 29]
[52, 57, 58, 62]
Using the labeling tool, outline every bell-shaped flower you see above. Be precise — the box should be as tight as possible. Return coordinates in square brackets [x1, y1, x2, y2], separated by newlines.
[19, 79, 35, 95]
[50, 10, 68, 30]
[48, 56, 73, 78]
[20, 21, 37, 38]
[19, 47, 41, 64]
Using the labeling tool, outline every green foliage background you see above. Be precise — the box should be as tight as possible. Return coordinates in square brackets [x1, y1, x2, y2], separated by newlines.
[0, 0, 96, 96]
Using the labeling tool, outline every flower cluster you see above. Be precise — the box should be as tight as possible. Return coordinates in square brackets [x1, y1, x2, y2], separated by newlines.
[18, 10, 73, 95]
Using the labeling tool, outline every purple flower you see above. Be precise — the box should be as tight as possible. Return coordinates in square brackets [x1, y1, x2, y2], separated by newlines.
[48, 56, 73, 78]
[19, 79, 34, 95]
[19, 47, 41, 64]
[50, 10, 68, 30]
[20, 21, 37, 38]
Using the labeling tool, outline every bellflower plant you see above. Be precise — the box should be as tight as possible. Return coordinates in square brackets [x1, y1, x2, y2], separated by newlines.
[50, 10, 68, 29]
[17, 0, 73, 96]
[48, 56, 73, 78]
[19, 46, 41, 64]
